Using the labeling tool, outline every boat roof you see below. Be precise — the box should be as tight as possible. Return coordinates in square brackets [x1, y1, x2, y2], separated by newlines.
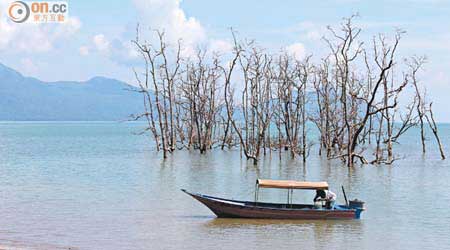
[256, 179, 329, 190]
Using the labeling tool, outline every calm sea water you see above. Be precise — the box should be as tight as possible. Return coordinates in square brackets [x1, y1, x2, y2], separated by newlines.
[0, 122, 449, 250]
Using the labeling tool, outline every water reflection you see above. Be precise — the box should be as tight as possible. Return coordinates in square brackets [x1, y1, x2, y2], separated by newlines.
[204, 218, 363, 231]
[197, 218, 365, 250]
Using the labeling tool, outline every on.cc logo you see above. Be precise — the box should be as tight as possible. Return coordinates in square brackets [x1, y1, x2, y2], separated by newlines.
[8, 1, 30, 23]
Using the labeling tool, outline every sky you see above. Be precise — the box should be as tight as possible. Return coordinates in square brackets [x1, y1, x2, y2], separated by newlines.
[0, 0, 449, 121]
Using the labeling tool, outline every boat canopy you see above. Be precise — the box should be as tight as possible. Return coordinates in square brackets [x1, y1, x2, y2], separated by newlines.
[256, 179, 329, 190]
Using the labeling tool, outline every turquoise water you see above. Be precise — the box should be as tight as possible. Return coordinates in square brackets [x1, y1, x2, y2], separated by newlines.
[0, 122, 449, 250]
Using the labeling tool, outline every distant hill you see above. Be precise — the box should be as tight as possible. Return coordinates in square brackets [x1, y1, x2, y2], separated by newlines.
[0, 63, 143, 121]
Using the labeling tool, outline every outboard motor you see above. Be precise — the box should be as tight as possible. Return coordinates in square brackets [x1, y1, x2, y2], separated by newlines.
[349, 199, 365, 219]
[349, 199, 365, 210]
[341, 186, 365, 219]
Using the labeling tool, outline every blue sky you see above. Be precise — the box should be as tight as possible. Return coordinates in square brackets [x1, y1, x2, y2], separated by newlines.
[0, 0, 449, 121]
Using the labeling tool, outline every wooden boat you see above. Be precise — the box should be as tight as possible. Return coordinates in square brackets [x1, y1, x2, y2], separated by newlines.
[182, 179, 365, 220]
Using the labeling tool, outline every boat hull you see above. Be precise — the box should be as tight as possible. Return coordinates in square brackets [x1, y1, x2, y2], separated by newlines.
[182, 189, 363, 220]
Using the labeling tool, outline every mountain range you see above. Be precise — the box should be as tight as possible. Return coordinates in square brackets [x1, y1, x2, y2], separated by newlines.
[0, 63, 143, 121]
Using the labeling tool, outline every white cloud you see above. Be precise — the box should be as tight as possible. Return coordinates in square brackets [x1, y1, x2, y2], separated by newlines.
[0, 0, 81, 52]
[132, 0, 206, 52]
[79, 46, 89, 56]
[306, 30, 321, 40]
[209, 39, 233, 55]
[90, 0, 217, 63]
[285, 43, 306, 60]
[109, 38, 140, 65]
[90, 34, 139, 65]
[93, 34, 110, 53]
[295, 21, 326, 41]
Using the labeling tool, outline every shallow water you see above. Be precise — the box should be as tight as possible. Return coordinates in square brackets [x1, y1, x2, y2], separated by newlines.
[0, 122, 449, 250]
